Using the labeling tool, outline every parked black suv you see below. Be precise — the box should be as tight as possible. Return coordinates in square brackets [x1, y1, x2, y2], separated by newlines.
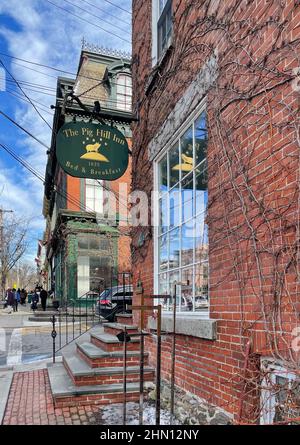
[95, 285, 133, 322]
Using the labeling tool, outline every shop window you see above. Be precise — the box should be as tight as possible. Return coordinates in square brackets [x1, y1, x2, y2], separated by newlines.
[156, 109, 208, 314]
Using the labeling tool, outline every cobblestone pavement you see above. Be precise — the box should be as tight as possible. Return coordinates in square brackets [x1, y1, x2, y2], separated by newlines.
[2, 369, 99, 425]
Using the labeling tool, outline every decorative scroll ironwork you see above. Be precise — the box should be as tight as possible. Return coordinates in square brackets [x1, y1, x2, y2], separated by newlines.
[81, 38, 132, 61]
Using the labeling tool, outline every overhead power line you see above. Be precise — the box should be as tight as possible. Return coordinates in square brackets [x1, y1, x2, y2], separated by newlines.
[80, 0, 131, 25]
[101, 0, 132, 15]
[5, 90, 54, 116]
[0, 142, 131, 221]
[62, 0, 130, 34]
[44, 0, 131, 44]
[0, 52, 132, 89]
[0, 59, 52, 130]
[0, 143, 94, 214]
[0, 110, 50, 150]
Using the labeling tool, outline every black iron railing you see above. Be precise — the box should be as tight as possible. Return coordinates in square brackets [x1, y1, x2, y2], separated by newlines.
[51, 272, 133, 363]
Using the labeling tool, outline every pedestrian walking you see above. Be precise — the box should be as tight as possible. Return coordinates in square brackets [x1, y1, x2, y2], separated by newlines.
[20, 289, 26, 305]
[31, 291, 39, 311]
[13, 288, 19, 312]
[40, 288, 48, 312]
[6, 288, 14, 313]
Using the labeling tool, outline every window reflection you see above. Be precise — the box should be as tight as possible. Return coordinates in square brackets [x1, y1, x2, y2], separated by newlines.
[170, 187, 180, 228]
[159, 154, 168, 194]
[180, 126, 194, 176]
[159, 234, 168, 271]
[182, 173, 194, 223]
[159, 195, 168, 235]
[181, 268, 193, 311]
[195, 113, 207, 166]
[169, 228, 180, 269]
[181, 222, 194, 266]
[157, 110, 209, 313]
[169, 143, 180, 187]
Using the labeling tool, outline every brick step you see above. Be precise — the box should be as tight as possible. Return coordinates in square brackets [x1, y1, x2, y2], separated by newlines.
[63, 354, 155, 386]
[116, 313, 133, 325]
[77, 342, 149, 368]
[91, 332, 140, 352]
[47, 363, 150, 408]
[103, 322, 138, 336]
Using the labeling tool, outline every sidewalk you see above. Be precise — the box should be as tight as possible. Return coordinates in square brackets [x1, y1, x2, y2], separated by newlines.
[2, 368, 99, 425]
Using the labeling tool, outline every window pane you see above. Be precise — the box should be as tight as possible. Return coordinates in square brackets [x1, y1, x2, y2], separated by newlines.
[159, 195, 168, 234]
[181, 221, 194, 266]
[181, 268, 194, 311]
[159, 0, 168, 14]
[195, 164, 208, 215]
[89, 236, 100, 250]
[195, 262, 209, 310]
[86, 185, 94, 199]
[169, 270, 180, 308]
[169, 143, 180, 187]
[78, 235, 88, 250]
[182, 172, 194, 222]
[159, 154, 168, 193]
[195, 112, 208, 166]
[158, 272, 169, 310]
[159, 234, 168, 271]
[169, 187, 180, 228]
[180, 126, 194, 176]
[195, 214, 208, 263]
[169, 227, 180, 269]
[100, 239, 110, 251]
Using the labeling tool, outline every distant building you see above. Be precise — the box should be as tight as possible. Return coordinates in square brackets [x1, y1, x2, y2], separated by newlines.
[42, 42, 132, 302]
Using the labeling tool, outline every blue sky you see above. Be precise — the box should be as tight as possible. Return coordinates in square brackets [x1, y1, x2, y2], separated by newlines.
[0, 0, 132, 262]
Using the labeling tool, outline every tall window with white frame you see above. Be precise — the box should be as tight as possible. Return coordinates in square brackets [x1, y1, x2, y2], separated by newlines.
[157, 0, 173, 59]
[156, 110, 208, 313]
[116, 73, 132, 112]
[85, 179, 103, 214]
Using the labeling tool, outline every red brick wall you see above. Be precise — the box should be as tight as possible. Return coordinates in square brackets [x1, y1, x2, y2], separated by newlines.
[132, 0, 300, 422]
[66, 175, 81, 211]
[105, 138, 132, 275]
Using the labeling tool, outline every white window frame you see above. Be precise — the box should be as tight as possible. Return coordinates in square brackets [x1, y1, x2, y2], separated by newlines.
[85, 179, 103, 214]
[153, 100, 209, 317]
[116, 73, 132, 112]
[151, 0, 173, 66]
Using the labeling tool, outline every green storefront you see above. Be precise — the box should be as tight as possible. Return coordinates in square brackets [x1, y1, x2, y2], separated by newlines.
[51, 210, 119, 305]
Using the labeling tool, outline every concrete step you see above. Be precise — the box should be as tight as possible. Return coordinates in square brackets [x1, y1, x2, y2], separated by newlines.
[34, 311, 58, 316]
[63, 354, 154, 386]
[90, 332, 140, 352]
[28, 316, 56, 322]
[47, 363, 149, 408]
[77, 342, 149, 368]
[116, 313, 133, 325]
[104, 322, 138, 336]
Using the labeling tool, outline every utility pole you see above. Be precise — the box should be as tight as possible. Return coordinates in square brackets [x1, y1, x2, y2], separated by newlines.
[0, 208, 13, 298]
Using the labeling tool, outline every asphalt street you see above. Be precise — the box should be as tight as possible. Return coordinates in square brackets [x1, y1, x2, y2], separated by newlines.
[0, 305, 58, 367]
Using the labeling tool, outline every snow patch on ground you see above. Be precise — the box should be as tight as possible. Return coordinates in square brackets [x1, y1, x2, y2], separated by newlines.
[93, 401, 180, 425]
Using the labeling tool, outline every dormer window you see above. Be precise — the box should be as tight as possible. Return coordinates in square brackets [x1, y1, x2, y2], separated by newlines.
[116, 73, 132, 112]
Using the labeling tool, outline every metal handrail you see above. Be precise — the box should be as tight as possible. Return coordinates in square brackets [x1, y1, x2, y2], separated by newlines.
[50, 273, 133, 363]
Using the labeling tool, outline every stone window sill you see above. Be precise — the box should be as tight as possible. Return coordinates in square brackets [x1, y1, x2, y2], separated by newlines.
[147, 314, 217, 340]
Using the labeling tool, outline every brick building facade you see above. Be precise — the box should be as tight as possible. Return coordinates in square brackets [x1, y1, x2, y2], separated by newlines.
[42, 43, 133, 302]
[131, 1, 300, 423]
